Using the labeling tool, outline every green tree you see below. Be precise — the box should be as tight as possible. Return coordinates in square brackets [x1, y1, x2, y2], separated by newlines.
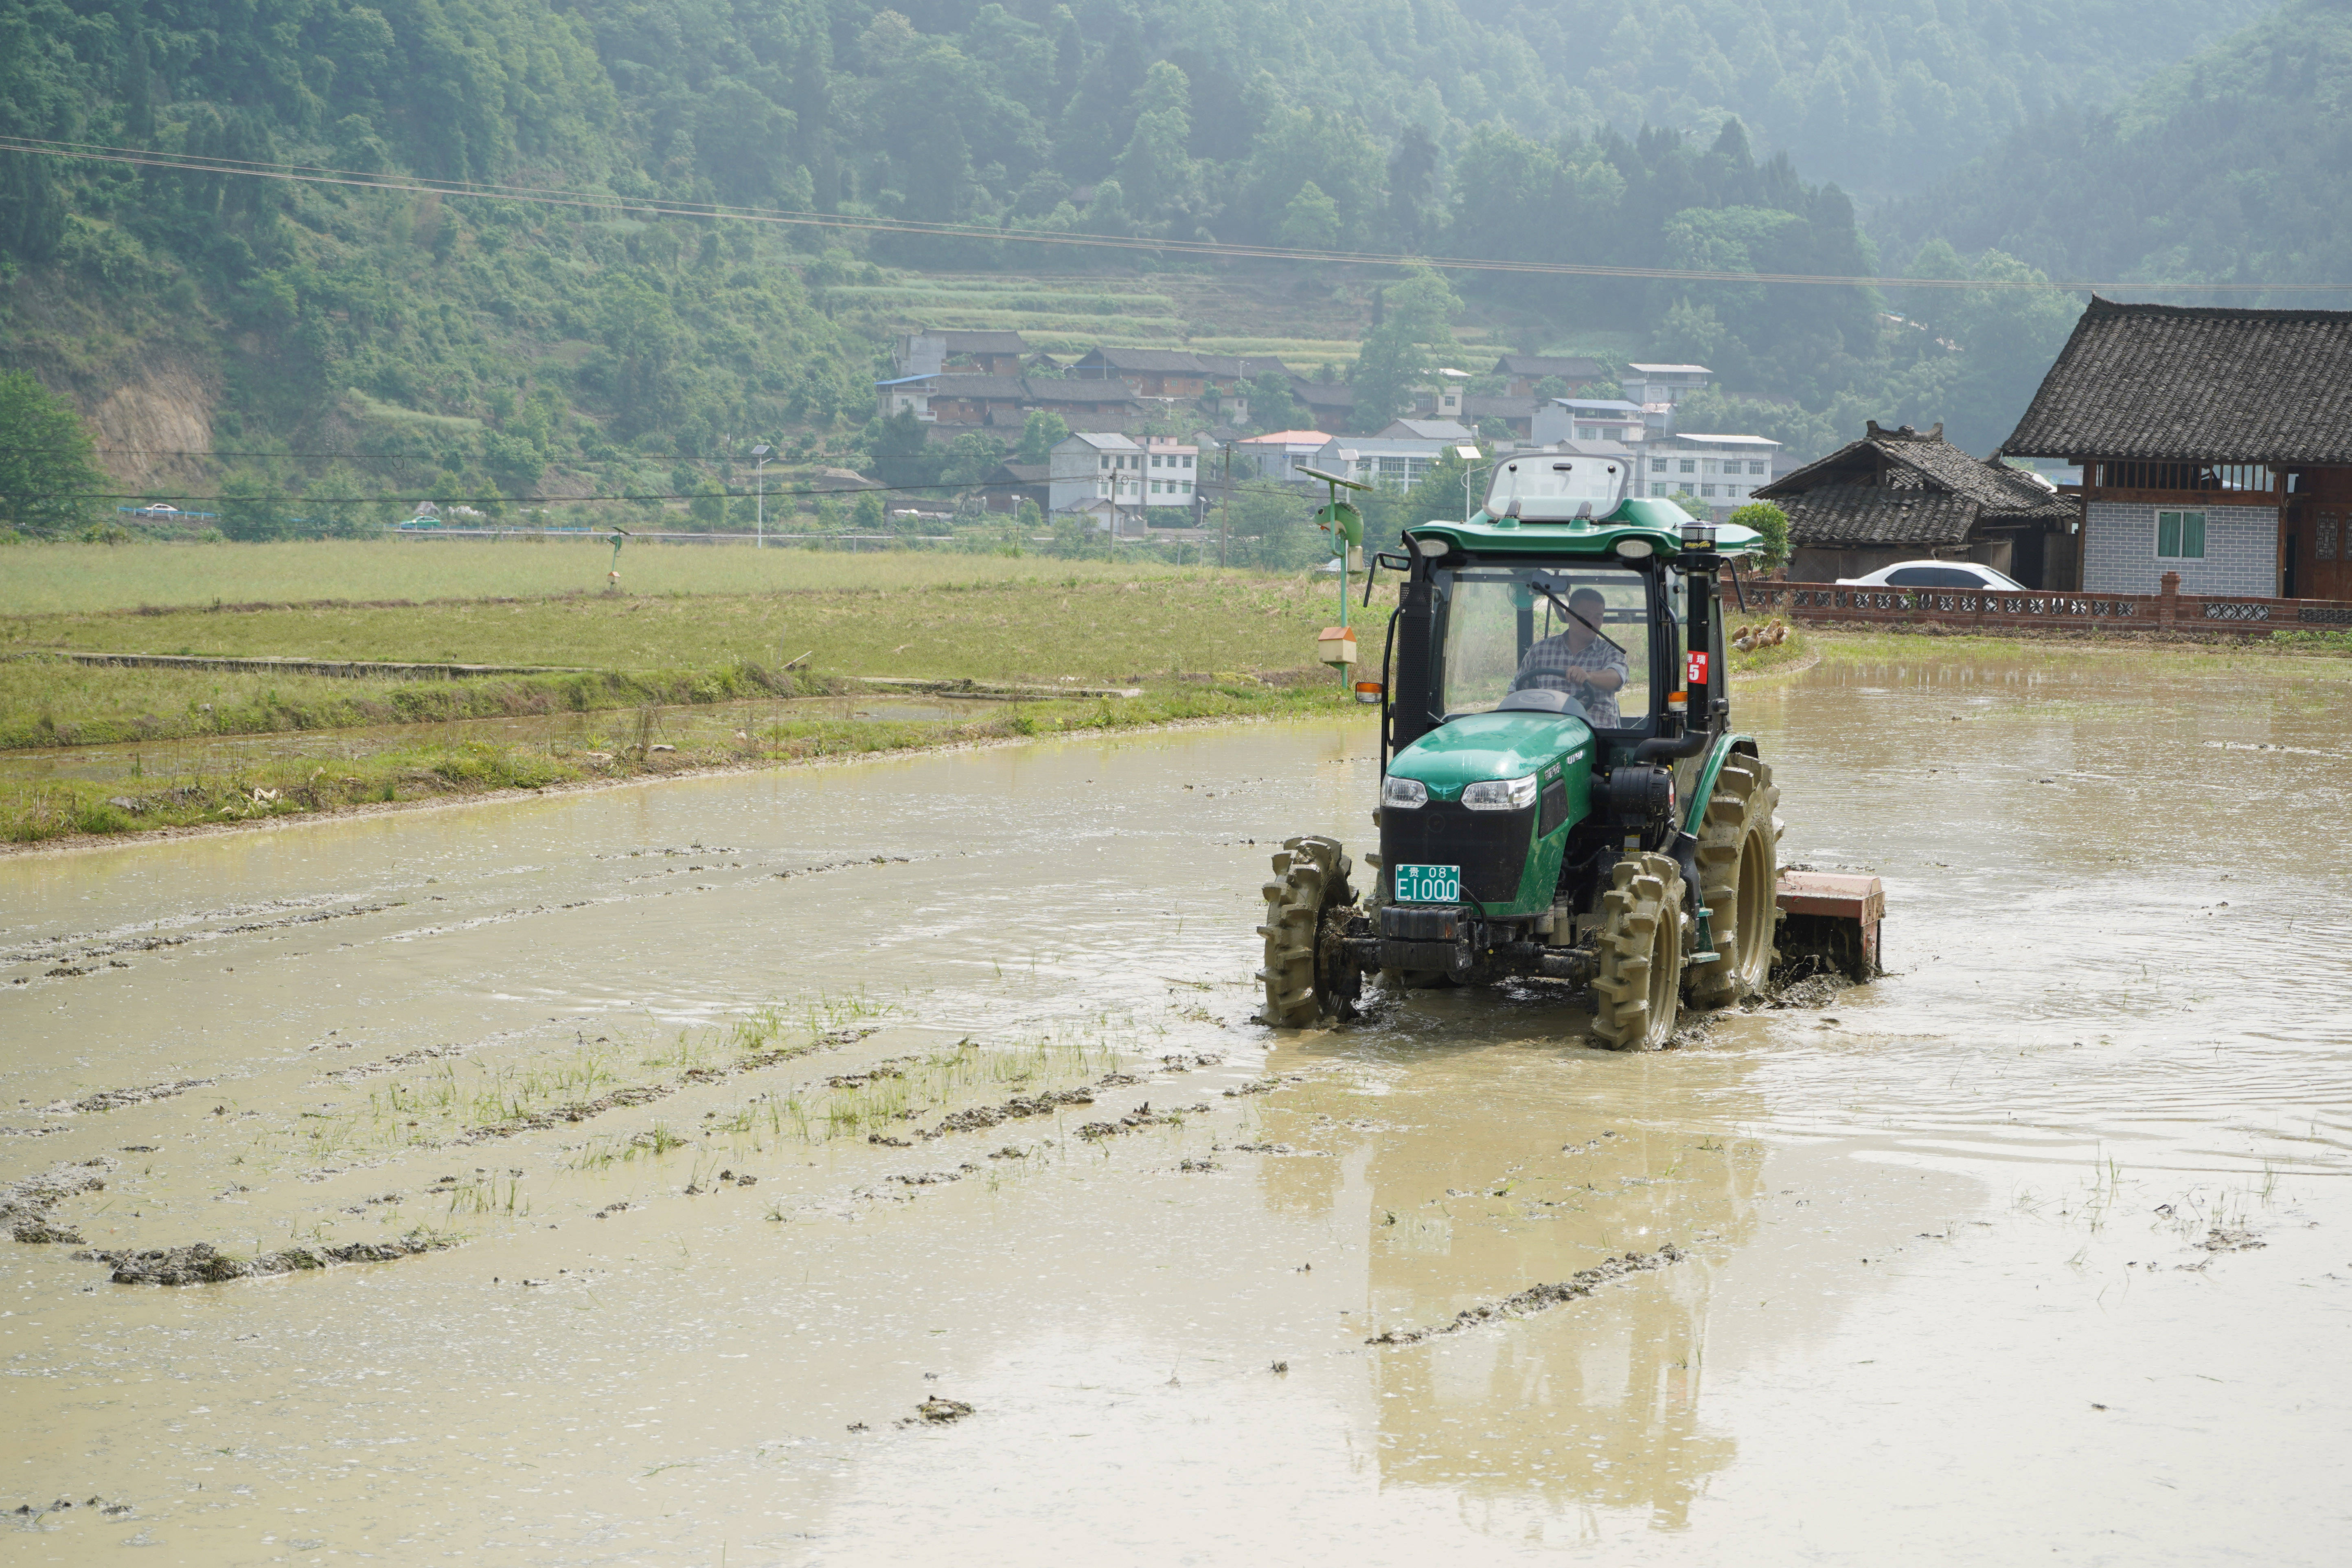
[869, 408, 942, 489]
[1278, 181, 1340, 249]
[0, 371, 105, 539]
[851, 491, 886, 532]
[1019, 410, 1070, 464]
[1349, 268, 1462, 428]
[1114, 62, 1195, 216]
[1728, 500, 1790, 569]
[938, 430, 1008, 485]
[689, 477, 730, 531]
[217, 474, 287, 542]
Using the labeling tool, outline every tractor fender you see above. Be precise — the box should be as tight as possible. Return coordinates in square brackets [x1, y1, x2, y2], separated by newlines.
[1677, 732, 1758, 838]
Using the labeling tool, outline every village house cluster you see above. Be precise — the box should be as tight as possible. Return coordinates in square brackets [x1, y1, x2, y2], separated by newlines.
[877, 330, 1789, 539]
[881, 302, 2352, 607]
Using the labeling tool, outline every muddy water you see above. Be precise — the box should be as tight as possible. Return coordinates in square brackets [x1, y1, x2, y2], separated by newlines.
[4, 653, 2349, 1564]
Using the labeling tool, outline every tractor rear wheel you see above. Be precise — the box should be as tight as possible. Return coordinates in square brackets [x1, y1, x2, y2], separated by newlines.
[1687, 755, 1783, 1008]
[1258, 836, 1361, 1028]
[1588, 851, 1688, 1050]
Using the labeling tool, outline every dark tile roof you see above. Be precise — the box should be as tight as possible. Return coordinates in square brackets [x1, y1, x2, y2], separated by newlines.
[1019, 378, 1138, 406]
[934, 330, 1028, 354]
[1291, 379, 1355, 408]
[2003, 297, 2352, 463]
[920, 374, 1030, 400]
[990, 463, 1050, 484]
[1493, 353, 1604, 380]
[1073, 347, 1207, 374]
[1772, 486, 1982, 548]
[1759, 421, 2071, 525]
[1193, 353, 1293, 380]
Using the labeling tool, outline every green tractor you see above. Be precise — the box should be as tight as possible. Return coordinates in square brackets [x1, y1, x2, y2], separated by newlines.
[1260, 454, 1782, 1049]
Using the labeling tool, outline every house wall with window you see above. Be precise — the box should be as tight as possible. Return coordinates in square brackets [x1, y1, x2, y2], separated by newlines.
[2081, 501, 2277, 595]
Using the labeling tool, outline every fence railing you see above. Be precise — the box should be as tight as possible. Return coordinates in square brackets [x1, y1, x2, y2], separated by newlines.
[1748, 572, 2352, 635]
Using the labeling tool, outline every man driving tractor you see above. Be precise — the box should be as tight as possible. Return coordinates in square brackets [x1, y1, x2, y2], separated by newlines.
[1509, 584, 1628, 725]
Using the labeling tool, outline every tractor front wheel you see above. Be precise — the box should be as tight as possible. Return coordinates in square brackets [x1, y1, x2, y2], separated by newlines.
[1687, 754, 1783, 1008]
[1588, 851, 1688, 1050]
[1258, 836, 1361, 1028]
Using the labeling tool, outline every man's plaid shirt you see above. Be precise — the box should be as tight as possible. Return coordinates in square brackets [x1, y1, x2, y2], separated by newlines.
[1510, 632, 1629, 725]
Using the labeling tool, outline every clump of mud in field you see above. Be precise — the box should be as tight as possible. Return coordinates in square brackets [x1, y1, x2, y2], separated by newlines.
[1366, 1244, 1688, 1346]
[1747, 953, 1860, 1012]
[82, 1232, 458, 1286]
[2, 1158, 115, 1244]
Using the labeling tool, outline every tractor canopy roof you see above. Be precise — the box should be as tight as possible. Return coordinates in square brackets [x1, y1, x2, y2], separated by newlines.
[1406, 497, 1765, 560]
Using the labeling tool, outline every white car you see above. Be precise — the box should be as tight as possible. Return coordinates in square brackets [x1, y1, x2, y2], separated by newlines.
[1836, 559, 2025, 591]
[135, 503, 180, 517]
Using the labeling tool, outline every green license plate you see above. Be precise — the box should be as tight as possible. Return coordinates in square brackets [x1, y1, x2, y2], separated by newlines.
[1395, 864, 1461, 904]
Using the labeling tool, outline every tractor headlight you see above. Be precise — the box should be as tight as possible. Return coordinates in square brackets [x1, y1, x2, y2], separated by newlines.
[1380, 776, 1428, 809]
[1461, 774, 1539, 812]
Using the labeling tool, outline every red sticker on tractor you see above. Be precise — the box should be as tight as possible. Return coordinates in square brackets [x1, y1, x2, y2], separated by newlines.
[1685, 650, 1711, 686]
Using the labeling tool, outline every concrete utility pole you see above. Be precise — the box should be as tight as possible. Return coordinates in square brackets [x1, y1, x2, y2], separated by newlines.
[1220, 442, 1232, 568]
[752, 444, 772, 547]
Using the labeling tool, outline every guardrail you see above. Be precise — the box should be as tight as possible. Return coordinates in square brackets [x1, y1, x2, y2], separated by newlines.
[1749, 572, 2352, 636]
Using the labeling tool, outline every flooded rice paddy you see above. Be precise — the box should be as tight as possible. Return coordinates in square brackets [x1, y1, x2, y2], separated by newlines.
[3, 652, 2349, 1564]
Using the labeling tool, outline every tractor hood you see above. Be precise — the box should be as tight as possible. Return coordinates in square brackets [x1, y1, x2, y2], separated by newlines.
[1388, 711, 1595, 799]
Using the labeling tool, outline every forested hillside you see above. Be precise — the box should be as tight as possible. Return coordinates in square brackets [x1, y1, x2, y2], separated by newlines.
[1887, 0, 2352, 292]
[0, 0, 2276, 531]
[1476, 0, 2265, 197]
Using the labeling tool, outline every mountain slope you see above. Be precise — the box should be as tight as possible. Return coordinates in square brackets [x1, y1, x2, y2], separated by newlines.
[1887, 0, 2352, 290]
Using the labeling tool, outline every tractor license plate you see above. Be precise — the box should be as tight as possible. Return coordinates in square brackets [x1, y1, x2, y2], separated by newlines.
[1394, 864, 1461, 904]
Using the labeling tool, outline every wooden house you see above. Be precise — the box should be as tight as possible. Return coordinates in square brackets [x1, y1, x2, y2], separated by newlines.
[2002, 298, 2352, 600]
[891, 330, 1029, 377]
[1068, 348, 1214, 398]
[1756, 422, 2076, 586]
[1491, 353, 1604, 398]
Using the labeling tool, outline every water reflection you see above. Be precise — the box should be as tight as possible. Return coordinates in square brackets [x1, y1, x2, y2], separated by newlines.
[1267, 1004, 1772, 1539]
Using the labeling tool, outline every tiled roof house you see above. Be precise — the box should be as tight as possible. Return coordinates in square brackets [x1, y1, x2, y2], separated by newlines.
[2002, 297, 2352, 599]
[1755, 422, 2074, 586]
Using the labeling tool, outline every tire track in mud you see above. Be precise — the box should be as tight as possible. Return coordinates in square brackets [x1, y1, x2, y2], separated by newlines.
[2, 899, 408, 973]
[1364, 1244, 1690, 1346]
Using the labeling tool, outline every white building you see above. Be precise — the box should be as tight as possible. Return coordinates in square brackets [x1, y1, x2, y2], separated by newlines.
[1235, 430, 1331, 484]
[1639, 433, 1782, 509]
[1314, 431, 1469, 489]
[1530, 398, 1646, 447]
[1622, 363, 1714, 407]
[1138, 436, 1199, 509]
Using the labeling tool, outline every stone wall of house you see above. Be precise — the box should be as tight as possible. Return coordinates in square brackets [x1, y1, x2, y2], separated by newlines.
[2082, 501, 2276, 595]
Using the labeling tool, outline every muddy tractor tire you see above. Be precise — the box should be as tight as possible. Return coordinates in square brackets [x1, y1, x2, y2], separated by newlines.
[1588, 851, 1689, 1050]
[1686, 755, 1784, 1009]
[1258, 835, 1361, 1028]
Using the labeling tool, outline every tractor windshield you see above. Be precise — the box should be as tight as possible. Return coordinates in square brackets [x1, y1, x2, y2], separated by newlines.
[1482, 453, 1630, 519]
[1438, 564, 1657, 728]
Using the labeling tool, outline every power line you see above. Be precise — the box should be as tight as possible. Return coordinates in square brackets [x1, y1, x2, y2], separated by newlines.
[6, 131, 2345, 295]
